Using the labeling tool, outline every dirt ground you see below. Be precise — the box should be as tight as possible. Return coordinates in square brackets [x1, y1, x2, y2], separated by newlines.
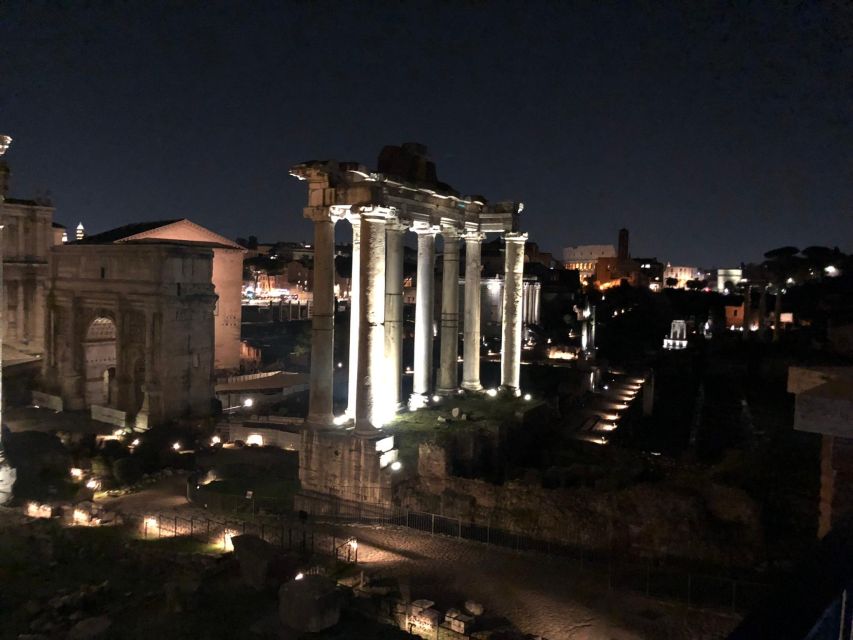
[101, 478, 741, 639]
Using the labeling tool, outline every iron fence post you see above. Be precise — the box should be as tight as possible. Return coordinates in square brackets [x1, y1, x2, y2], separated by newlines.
[687, 574, 692, 609]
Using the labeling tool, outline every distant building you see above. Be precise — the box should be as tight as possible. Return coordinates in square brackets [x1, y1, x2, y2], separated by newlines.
[716, 268, 743, 293]
[563, 244, 616, 281]
[0, 162, 58, 361]
[635, 258, 665, 291]
[664, 264, 700, 288]
[76, 219, 245, 372]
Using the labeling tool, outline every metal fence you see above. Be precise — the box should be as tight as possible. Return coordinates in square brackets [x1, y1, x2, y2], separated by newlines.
[125, 512, 361, 564]
[291, 492, 770, 613]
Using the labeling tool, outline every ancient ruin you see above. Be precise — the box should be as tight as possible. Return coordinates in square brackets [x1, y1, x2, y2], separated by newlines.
[292, 143, 526, 505]
[42, 241, 218, 428]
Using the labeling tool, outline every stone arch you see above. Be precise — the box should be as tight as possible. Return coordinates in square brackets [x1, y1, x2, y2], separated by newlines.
[83, 316, 117, 407]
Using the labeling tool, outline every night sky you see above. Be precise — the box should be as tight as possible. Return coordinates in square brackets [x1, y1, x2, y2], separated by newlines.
[2, 1, 851, 266]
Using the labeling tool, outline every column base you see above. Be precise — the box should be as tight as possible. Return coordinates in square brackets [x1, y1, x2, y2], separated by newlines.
[408, 393, 430, 410]
[435, 387, 461, 397]
[499, 385, 521, 398]
[461, 381, 483, 392]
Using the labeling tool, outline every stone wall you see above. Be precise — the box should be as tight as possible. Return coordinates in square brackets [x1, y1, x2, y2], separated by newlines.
[297, 429, 394, 508]
[404, 442, 763, 566]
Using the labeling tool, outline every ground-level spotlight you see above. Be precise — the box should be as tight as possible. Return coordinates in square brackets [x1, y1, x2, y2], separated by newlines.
[70, 468, 83, 479]
[86, 478, 101, 491]
[523, 393, 532, 401]
[211, 435, 221, 445]
[337, 362, 343, 368]
[431, 395, 440, 403]
[390, 460, 402, 472]
[486, 388, 498, 398]
[243, 398, 254, 408]
[131, 438, 140, 447]
[333, 414, 349, 426]
[295, 572, 304, 581]
[222, 529, 238, 552]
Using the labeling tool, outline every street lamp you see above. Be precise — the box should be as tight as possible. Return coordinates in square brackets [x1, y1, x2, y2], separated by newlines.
[0, 135, 10, 430]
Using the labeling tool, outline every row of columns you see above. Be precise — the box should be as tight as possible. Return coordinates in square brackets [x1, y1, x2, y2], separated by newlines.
[307, 206, 527, 435]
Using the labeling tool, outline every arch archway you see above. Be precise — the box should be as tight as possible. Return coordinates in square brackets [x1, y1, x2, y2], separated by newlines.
[83, 317, 117, 407]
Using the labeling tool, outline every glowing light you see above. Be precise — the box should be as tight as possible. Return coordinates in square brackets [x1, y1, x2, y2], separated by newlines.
[390, 461, 402, 471]
[73, 509, 90, 525]
[246, 434, 264, 447]
[27, 502, 52, 518]
[211, 435, 221, 445]
[487, 280, 501, 293]
[825, 265, 839, 276]
[486, 388, 498, 398]
[222, 529, 238, 551]
[295, 572, 304, 581]
[131, 438, 140, 447]
[603, 385, 609, 390]
[431, 395, 440, 403]
[86, 478, 101, 491]
[172, 442, 181, 451]
[523, 393, 532, 401]
[70, 468, 83, 479]
[349, 539, 358, 550]
[333, 415, 349, 426]
[243, 398, 254, 408]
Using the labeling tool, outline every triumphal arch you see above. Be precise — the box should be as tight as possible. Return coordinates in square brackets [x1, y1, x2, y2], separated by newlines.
[42, 240, 217, 428]
[292, 143, 526, 507]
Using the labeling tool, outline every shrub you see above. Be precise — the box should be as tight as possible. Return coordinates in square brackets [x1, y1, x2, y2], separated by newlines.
[112, 457, 143, 485]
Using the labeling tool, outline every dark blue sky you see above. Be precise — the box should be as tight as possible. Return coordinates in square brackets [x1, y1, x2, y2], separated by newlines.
[2, 1, 851, 266]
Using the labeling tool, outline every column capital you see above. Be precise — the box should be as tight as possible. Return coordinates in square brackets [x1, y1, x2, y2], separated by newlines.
[463, 231, 486, 243]
[386, 217, 409, 234]
[304, 206, 345, 223]
[440, 225, 462, 239]
[357, 205, 394, 222]
[504, 231, 528, 244]
[412, 222, 440, 236]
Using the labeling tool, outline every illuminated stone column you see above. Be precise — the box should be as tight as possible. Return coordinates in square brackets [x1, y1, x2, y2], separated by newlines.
[462, 231, 484, 391]
[410, 224, 438, 409]
[437, 228, 461, 395]
[500, 232, 527, 395]
[384, 219, 407, 409]
[355, 208, 388, 435]
[306, 212, 336, 428]
[346, 217, 360, 418]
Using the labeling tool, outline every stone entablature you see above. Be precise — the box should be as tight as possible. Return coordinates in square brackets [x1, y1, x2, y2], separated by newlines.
[43, 241, 217, 427]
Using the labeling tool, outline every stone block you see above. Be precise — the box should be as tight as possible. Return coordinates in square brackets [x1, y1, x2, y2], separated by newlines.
[278, 575, 340, 632]
[232, 534, 277, 590]
[464, 600, 484, 616]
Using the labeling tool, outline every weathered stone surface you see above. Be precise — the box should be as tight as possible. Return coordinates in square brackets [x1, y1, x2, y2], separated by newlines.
[163, 578, 200, 613]
[278, 575, 341, 632]
[67, 616, 111, 639]
[464, 600, 484, 616]
[232, 534, 276, 590]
